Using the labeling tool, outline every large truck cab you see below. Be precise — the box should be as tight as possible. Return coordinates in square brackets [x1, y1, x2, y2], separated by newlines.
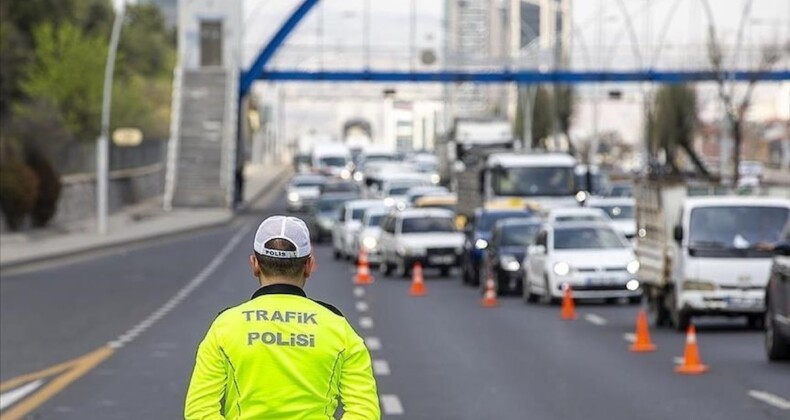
[481, 153, 579, 211]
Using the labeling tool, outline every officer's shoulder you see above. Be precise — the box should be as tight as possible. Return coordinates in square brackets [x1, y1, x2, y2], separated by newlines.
[310, 299, 345, 318]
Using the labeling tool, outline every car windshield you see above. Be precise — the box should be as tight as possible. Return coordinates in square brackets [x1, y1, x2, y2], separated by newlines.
[389, 186, 412, 196]
[608, 184, 633, 197]
[317, 198, 346, 212]
[366, 214, 384, 227]
[574, 173, 609, 194]
[323, 182, 358, 193]
[499, 224, 540, 247]
[351, 208, 367, 220]
[295, 155, 310, 164]
[401, 217, 456, 233]
[553, 227, 628, 250]
[688, 206, 789, 256]
[492, 166, 575, 197]
[365, 155, 395, 163]
[294, 179, 324, 188]
[477, 212, 530, 231]
[319, 157, 347, 167]
[592, 205, 634, 220]
[555, 215, 606, 222]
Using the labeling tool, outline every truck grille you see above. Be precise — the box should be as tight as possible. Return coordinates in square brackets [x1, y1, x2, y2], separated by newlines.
[427, 247, 456, 257]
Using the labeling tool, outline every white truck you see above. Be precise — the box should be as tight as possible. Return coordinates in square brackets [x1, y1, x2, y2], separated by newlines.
[635, 180, 790, 330]
[455, 151, 579, 217]
[438, 118, 515, 186]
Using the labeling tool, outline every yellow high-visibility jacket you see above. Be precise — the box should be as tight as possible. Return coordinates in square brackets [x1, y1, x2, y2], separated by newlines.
[185, 283, 380, 419]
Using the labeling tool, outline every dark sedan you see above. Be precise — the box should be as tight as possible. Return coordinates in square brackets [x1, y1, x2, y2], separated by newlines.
[480, 218, 542, 295]
[765, 226, 790, 361]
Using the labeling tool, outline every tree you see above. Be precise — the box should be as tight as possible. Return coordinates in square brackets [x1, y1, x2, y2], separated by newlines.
[21, 22, 107, 140]
[702, 0, 786, 186]
[555, 85, 576, 156]
[515, 85, 553, 149]
[649, 84, 710, 178]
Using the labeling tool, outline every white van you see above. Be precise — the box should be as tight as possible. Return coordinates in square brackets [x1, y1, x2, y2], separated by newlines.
[312, 143, 352, 178]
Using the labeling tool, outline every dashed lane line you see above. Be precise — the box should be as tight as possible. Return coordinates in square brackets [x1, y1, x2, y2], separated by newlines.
[584, 314, 608, 326]
[353, 287, 365, 298]
[623, 333, 636, 343]
[365, 337, 382, 351]
[355, 301, 369, 312]
[108, 226, 248, 349]
[673, 357, 684, 365]
[0, 226, 249, 420]
[372, 360, 391, 376]
[380, 394, 404, 415]
[748, 390, 790, 410]
[359, 317, 374, 329]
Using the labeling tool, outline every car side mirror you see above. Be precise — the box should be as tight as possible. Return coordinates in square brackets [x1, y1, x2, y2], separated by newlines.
[673, 225, 683, 243]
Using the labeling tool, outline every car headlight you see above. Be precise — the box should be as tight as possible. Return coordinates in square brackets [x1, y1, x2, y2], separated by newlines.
[288, 192, 299, 202]
[626, 279, 640, 291]
[553, 262, 571, 276]
[353, 172, 364, 182]
[683, 279, 716, 291]
[384, 197, 395, 207]
[318, 217, 333, 229]
[626, 260, 640, 274]
[475, 239, 488, 250]
[500, 255, 520, 272]
[362, 236, 378, 250]
[430, 174, 441, 184]
[341, 169, 351, 180]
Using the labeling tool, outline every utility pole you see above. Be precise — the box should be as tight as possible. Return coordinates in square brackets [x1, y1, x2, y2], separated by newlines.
[96, 1, 126, 235]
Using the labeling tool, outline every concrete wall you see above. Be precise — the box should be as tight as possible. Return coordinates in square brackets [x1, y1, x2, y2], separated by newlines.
[52, 165, 165, 226]
[178, 0, 242, 71]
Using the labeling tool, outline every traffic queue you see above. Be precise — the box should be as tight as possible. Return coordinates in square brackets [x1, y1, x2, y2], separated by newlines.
[287, 142, 790, 363]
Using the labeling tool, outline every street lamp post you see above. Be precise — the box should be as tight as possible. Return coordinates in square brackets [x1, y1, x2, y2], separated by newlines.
[96, 2, 126, 235]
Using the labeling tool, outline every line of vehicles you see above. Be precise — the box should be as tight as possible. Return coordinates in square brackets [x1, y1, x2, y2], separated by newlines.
[287, 121, 790, 362]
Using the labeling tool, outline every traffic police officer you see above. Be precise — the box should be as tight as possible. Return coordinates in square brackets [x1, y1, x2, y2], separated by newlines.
[185, 215, 380, 419]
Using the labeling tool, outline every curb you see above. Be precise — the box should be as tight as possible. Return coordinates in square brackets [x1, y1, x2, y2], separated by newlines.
[0, 166, 292, 272]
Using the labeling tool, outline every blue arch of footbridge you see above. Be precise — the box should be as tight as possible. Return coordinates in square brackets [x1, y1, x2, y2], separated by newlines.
[239, 0, 790, 97]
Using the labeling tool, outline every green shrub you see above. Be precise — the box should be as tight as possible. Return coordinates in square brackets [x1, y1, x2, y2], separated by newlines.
[0, 154, 39, 231]
[24, 144, 61, 227]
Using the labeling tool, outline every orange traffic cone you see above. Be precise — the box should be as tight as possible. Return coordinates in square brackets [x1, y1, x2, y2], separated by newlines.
[629, 309, 657, 352]
[409, 262, 427, 296]
[675, 325, 709, 375]
[560, 284, 577, 320]
[481, 273, 499, 308]
[354, 248, 374, 285]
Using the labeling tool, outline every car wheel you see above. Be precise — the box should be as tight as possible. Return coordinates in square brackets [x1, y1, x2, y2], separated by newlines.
[766, 303, 790, 361]
[333, 248, 341, 260]
[440, 267, 450, 277]
[672, 308, 691, 332]
[462, 263, 471, 285]
[648, 291, 671, 328]
[396, 258, 410, 278]
[541, 276, 558, 305]
[747, 314, 764, 330]
[524, 274, 539, 303]
[470, 263, 481, 287]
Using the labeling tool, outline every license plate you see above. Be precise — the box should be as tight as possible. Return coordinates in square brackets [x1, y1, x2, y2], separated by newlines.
[429, 255, 454, 265]
[724, 297, 760, 308]
[585, 277, 618, 286]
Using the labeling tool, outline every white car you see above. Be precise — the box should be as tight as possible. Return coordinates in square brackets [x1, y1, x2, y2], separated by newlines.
[379, 175, 433, 208]
[546, 207, 610, 224]
[351, 206, 390, 265]
[588, 197, 636, 239]
[332, 199, 383, 260]
[286, 175, 326, 212]
[523, 222, 641, 304]
[378, 208, 464, 278]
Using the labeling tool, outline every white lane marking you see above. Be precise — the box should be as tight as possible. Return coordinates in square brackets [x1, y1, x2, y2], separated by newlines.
[353, 287, 365, 298]
[584, 313, 608, 326]
[623, 333, 636, 343]
[355, 301, 369, 312]
[0, 379, 43, 410]
[673, 357, 684, 365]
[372, 359, 391, 376]
[359, 316, 374, 329]
[365, 337, 381, 351]
[107, 226, 249, 349]
[748, 390, 790, 410]
[380, 394, 404, 415]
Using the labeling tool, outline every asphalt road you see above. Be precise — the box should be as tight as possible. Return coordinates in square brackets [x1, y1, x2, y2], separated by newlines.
[1, 189, 788, 419]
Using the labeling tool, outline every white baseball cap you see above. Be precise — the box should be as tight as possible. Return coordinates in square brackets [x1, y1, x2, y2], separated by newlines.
[253, 215, 312, 258]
